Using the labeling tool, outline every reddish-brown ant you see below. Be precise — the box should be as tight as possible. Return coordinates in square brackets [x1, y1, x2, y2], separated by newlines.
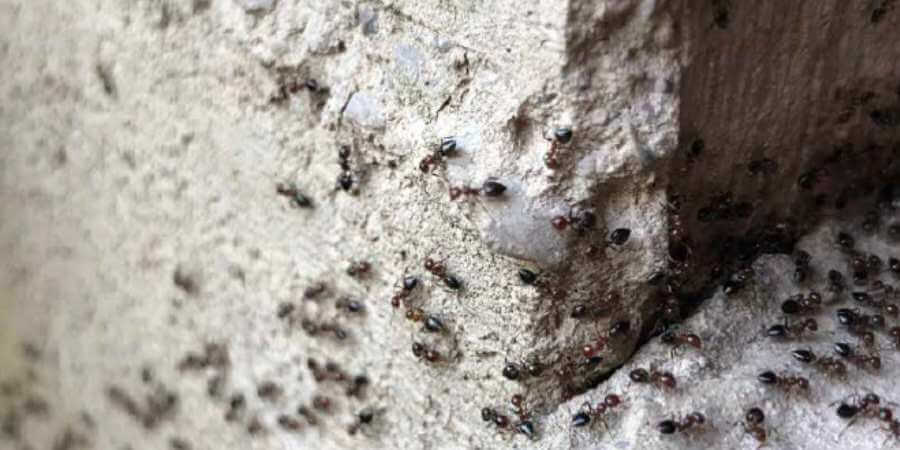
[766, 318, 818, 339]
[411, 342, 441, 363]
[660, 328, 702, 355]
[425, 257, 446, 277]
[780, 292, 821, 315]
[581, 335, 608, 362]
[550, 208, 596, 233]
[543, 128, 571, 169]
[817, 357, 848, 378]
[275, 182, 313, 208]
[390, 275, 419, 308]
[448, 185, 479, 201]
[419, 154, 440, 173]
[757, 370, 809, 394]
[424, 257, 462, 290]
[833, 393, 898, 440]
[481, 407, 511, 430]
[657, 411, 706, 435]
[833, 342, 881, 371]
[405, 307, 425, 322]
[571, 394, 624, 428]
[890, 326, 900, 349]
[346, 261, 371, 278]
[740, 407, 767, 446]
[419, 137, 457, 173]
[629, 366, 676, 390]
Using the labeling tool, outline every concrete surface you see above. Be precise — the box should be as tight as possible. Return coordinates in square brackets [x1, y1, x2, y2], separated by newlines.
[1, 0, 900, 449]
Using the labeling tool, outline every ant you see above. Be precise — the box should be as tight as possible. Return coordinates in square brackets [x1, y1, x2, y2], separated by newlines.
[833, 393, 898, 440]
[780, 292, 821, 315]
[659, 328, 702, 355]
[502, 362, 521, 380]
[836, 308, 886, 334]
[580, 319, 630, 364]
[419, 137, 457, 173]
[505, 395, 537, 440]
[448, 185, 480, 201]
[404, 306, 425, 323]
[448, 179, 508, 200]
[347, 408, 377, 436]
[424, 257, 462, 290]
[833, 342, 881, 371]
[757, 370, 809, 393]
[571, 394, 624, 428]
[543, 127, 572, 169]
[275, 182, 313, 208]
[550, 208, 595, 233]
[766, 318, 818, 339]
[657, 411, 706, 435]
[335, 298, 364, 314]
[890, 326, 900, 349]
[827, 270, 846, 293]
[390, 275, 419, 308]
[608, 228, 631, 246]
[411, 342, 441, 363]
[629, 366, 677, 390]
[481, 407, 512, 430]
[816, 357, 849, 378]
[740, 407, 767, 447]
[346, 261, 371, 278]
[518, 268, 538, 285]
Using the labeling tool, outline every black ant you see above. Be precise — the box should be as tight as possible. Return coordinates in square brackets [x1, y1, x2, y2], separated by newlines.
[571, 394, 624, 428]
[766, 318, 818, 339]
[837, 231, 855, 250]
[833, 342, 881, 371]
[657, 411, 706, 435]
[608, 228, 631, 246]
[740, 407, 767, 446]
[502, 362, 521, 380]
[518, 268, 538, 285]
[629, 366, 676, 390]
[757, 370, 809, 393]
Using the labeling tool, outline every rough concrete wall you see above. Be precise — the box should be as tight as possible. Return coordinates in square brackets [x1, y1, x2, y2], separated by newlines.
[673, 0, 900, 292]
[1, 1, 899, 450]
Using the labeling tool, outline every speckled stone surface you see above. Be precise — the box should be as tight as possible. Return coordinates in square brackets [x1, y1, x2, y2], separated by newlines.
[1, 1, 899, 449]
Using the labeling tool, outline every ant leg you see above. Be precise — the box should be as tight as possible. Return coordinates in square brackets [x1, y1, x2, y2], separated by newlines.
[838, 418, 858, 439]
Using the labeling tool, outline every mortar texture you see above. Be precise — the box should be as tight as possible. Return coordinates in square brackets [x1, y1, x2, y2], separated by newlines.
[1, 1, 900, 449]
